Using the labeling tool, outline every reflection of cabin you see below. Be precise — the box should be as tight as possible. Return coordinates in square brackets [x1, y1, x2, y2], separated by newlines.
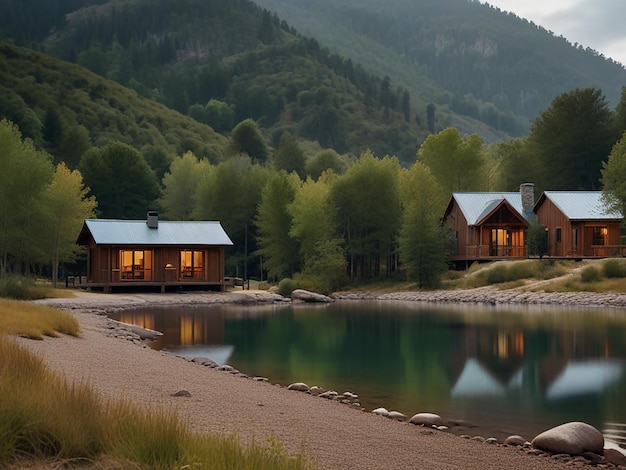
[534, 191, 624, 258]
[76, 211, 233, 292]
[443, 184, 535, 267]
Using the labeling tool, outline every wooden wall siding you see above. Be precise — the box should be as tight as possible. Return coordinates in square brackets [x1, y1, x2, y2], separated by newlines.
[536, 198, 622, 257]
[83, 240, 226, 289]
[444, 203, 469, 259]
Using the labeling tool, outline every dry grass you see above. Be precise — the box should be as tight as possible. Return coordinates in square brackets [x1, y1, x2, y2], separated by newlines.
[0, 301, 313, 469]
[0, 299, 80, 339]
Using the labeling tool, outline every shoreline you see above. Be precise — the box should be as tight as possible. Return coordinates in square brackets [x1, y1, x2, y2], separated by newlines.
[24, 288, 626, 469]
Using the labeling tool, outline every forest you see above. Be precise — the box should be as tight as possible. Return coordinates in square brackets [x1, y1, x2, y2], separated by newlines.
[2, 0, 626, 291]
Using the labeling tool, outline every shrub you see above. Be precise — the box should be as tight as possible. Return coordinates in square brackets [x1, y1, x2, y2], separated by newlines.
[277, 278, 298, 297]
[603, 259, 626, 278]
[580, 265, 602, 283]
[0, 275, 50, 300]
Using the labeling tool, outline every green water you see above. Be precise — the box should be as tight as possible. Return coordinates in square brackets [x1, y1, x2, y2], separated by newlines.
[110, 300, 626, 441]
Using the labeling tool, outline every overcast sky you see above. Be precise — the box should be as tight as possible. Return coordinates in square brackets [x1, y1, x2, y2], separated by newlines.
[481, 0, 626, 67]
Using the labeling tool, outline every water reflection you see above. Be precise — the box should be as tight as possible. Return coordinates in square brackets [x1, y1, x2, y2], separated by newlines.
[110, 301, 626, 440]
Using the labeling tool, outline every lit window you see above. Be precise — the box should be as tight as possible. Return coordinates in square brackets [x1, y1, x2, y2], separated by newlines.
[180, 250, 205, 279]
[121, 250, 153, 280]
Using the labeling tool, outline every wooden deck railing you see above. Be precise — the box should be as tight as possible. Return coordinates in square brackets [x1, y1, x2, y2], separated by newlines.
[592, 245, 626, 257]
[465, 244, 527, 259]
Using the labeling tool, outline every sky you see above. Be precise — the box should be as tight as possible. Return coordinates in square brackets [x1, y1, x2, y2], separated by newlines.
[480, 0, 626, 67]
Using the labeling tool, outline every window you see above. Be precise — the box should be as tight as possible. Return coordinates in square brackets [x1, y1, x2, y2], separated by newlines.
[592, 227, 608, 245]
[121, 250, 153, 280]
[180, 250, 205, 279]
[572, 228, 578, 252]
[555, 228, 561, 243]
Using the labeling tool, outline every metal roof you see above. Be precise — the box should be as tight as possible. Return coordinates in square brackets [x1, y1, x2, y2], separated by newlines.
[80, 219, 234, 246]
[452, 192, 526, 225]
[540, 191, 622, 220]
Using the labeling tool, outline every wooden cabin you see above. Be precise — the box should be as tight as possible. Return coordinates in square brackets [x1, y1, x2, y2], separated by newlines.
[76, 211, 233, 292]
[534, 191, 624, 258]
[443, 193, 529, 264]
[443, 187, 533, 267]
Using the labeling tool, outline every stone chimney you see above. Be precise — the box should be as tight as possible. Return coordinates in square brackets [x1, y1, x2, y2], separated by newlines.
[519, 183, 535, 220]
[146, 211, 159, 229]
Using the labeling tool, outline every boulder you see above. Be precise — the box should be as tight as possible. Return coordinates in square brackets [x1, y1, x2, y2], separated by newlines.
[291, 289, 333, 303]
[287, 382, 310, 392]
[604, 448, 626, 466]
[387, 411, 407, 421]
[372, 407, 389, 417]
[410, 412, 444, 427]
[504, 435, 528, 446]
[531, 422, 604, 455]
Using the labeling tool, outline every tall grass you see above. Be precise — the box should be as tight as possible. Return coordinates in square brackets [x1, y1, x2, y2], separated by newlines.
[0, 275, 53, 300]
[459, 260, 570, 288]
[0, 299, 80, 339]
[0, 302, 313, 469]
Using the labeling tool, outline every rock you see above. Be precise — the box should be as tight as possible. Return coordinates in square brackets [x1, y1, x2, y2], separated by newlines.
[290, 289, 334, 303]
[531, 422, 604, 455]
[253, 376, 269, 382]
[309, 386, 325, 395]
[604, 448, 626, 466]
[410, 412, 444, 427]
[580, 452, 603, 464]
[191, 357, 218, 368]
[108, 319, 163, 340]
[387, 411, 407, 421]
[170, 390, 191, 397]
[319, 391, 339, 399]
[372, 407, 389, 417]
[504, 435, 528, 446]
[287, 382, 310, 392]
[485, 438, 499, 445]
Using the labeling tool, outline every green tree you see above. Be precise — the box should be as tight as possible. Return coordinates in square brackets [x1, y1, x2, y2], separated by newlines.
[398, 162, 448, 288]
[528, 87, 615, 190]
[0, 119, 54, 274]
[194, 155, 269, 276]
[289, 173, 345, 290]
[273, 132, 305, 178]
[56, 124, 91, 169]
[79, 142, 160, 219]
[490, 138, 543, 191]
[329, 151, 401, 279]
[159, 151, 208, 220]
[527, 221, 548, 258]
[614, 86, 626, 137]
[601, 130, 626, 218]
[205, 99, 235, 133]
[417, 127, 486, 196]
[305, 149, 346, 180]
[229, 119, 269, 163]
[43, 163, 97, 287]
[255, 171, 301, 280]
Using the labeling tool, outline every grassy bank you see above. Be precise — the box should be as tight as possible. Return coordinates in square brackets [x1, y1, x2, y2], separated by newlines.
[0, 301, 313, 469]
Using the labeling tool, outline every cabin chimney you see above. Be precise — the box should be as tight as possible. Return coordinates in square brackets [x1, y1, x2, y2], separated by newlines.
[146, 211, 159, 229]
[519, 183, 535, 220]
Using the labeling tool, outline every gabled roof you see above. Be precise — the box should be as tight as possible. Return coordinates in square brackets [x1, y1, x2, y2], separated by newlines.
[446, 192, 527, 226]
[536, 191, 622, 221]
[77, 219, 234, 246]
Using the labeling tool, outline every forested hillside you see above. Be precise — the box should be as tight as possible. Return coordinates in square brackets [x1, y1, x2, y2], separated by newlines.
[0, 0, 424, 162]
[0, 43, 227, 168]
[254, 0, 626, 139]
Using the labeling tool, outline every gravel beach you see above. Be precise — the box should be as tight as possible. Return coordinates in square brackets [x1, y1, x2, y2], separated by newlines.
[19, 289, 622, 469]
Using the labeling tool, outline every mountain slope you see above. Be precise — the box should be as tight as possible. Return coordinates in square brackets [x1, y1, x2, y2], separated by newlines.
[254, 0, 626, 138]
[0, 43, 228, 163]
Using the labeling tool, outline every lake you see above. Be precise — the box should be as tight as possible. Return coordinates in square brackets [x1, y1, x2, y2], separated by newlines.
[109, 300, 626, 443]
